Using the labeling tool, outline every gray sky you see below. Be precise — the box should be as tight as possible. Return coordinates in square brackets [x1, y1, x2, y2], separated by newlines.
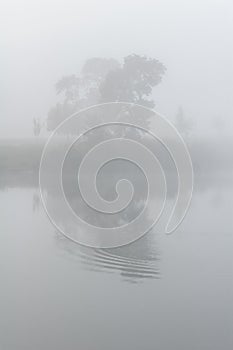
[1, 0, 233, 137]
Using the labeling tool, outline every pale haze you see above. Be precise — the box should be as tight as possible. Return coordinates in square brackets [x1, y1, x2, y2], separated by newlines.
[1, 0, 233, 137]
[1, 2, 233, 350]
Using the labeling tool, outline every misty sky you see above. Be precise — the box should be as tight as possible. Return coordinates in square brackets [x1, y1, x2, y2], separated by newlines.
[1, 0, 233, 137]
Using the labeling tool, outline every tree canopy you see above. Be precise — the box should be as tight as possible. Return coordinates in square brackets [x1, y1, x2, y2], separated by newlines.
[47, 54, 166, 132]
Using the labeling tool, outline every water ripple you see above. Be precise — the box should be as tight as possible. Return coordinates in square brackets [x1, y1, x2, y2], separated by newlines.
[55, 232, 160, 283]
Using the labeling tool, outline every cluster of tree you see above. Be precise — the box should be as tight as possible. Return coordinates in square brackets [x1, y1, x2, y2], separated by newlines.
[47, 54, 166, 132]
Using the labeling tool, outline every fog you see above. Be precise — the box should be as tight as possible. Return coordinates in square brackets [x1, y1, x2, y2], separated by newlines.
[1, 2, 233, 349]
[1, 0, 233, 137]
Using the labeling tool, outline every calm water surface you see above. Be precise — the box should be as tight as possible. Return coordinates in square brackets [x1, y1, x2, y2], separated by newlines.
[0, 179, 233, 350]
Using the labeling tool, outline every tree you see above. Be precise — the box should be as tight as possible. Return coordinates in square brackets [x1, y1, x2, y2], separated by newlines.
[47, 58, 120, 132]
[33, 117, 41, 136]
[100, 54, 166, 108]
[47, 54, 166, 133]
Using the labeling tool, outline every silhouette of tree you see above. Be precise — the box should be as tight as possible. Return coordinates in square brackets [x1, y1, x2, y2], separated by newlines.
[47, 54, 166, 133]
[47, 58, 120, 132]
[33, 117, 41, 136]
[100, 54, 166, 108]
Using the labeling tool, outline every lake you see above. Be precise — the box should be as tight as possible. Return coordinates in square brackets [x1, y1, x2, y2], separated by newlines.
[0, 172, 232, 350]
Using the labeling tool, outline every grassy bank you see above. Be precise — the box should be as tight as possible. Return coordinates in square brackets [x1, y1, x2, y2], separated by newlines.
[0, 138, 45, 172]
[0, 136, 233, 175]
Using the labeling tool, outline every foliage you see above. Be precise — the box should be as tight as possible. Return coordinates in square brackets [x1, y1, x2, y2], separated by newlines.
[47, 55, 166, 133]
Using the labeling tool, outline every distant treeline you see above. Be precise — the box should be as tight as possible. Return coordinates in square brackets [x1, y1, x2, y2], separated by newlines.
[0, 137, 232, 194]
